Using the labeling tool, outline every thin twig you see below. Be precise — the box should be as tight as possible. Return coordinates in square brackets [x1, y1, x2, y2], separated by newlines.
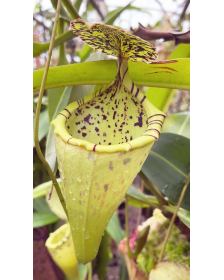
[33, 15, 49, 30]
[62, 0, 81, 19]
[89, 0, 105, 20]
[158, 174, 190, 263]
[125, 197, 136, 258]
[179, 0, 190, 23]
[154, 0, 166, 14]
[131, 23, 190, 45]
[34, 0, 68, 219]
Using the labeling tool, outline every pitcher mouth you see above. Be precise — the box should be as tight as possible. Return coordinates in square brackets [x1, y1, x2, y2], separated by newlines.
[45, 224, 70, 250]
[51, 80, 165, 153]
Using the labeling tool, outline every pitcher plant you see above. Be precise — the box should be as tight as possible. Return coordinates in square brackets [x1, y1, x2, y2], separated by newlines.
[51, 19, 166, 264]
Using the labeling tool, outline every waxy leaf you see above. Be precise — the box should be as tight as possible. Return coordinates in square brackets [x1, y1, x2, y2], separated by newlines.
[33, 30, 75, 57]
[33, 180, 55, 199]
[162, 112, 190, 138]
[178, 208, 190, 228]
[127, 185, 151, 208]
[106, 214, 125, 244]
[45, 86, 73, 170]
[33, 212, 59, 228]
[145, 44, 190, 112]
[33, 197, 52, 213]
[141, 133, 190, 210]
[33, 59, 190, 92]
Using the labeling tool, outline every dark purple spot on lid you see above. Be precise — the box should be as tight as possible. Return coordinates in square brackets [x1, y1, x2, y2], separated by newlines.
[108, 125, 111, 128]
[102, 115, 107, 120]
[103, 132, 106, 137]
[77, 130, 81, 134]
[108, 143, 111, 145]
[82, 132, 87, 137]
[95, 127, 99, 132]
[95, 105, 100, 109]
[81, 126, 86, 130]
[67, 126, 70, 129]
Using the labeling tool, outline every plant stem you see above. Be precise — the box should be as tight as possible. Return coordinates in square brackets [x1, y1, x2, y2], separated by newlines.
[139, 171, 167, 206]
[136, 180, 144, 227]
[62, 0, 81, 19]
[88, 262, 92, 280]
[34, 0, 68, 220]
[158, 174, 190, 263]
[48, 162, 58, 200]
[33, 30, 75, 57]
[125, 197, 137, 258]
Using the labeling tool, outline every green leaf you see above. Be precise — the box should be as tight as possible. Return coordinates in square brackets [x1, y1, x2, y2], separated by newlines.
[106, 215, 128, 280]
[50, 0, 72, 22]
[48, 18, 68, 122]
[33, 197, 52, 213]
[126, 186, 150, 208]
[106, 214, 125, 244]
[61, 0, 80, 19]
[78, 262, 88, 280]
[162, 112, 190, 138]
[33, 212, 59, 228]
[178, 208, 190, 228]
[45, 86, 72, 170]
[74, 0, 82, 11]
[96, 231, 110, 280]
[33, 31, 75, 57]
[141, 133, 190, 210]
[33, 179, 62, 199]
[80, 44, 93, 62]
[48, 87, 66, 122]
[145, 44, 190, 112]
[33, 110, 49, 147]
[33, 59, 190, 92]
[68, 84, 95, 104]
[169, 44, 190, 59]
